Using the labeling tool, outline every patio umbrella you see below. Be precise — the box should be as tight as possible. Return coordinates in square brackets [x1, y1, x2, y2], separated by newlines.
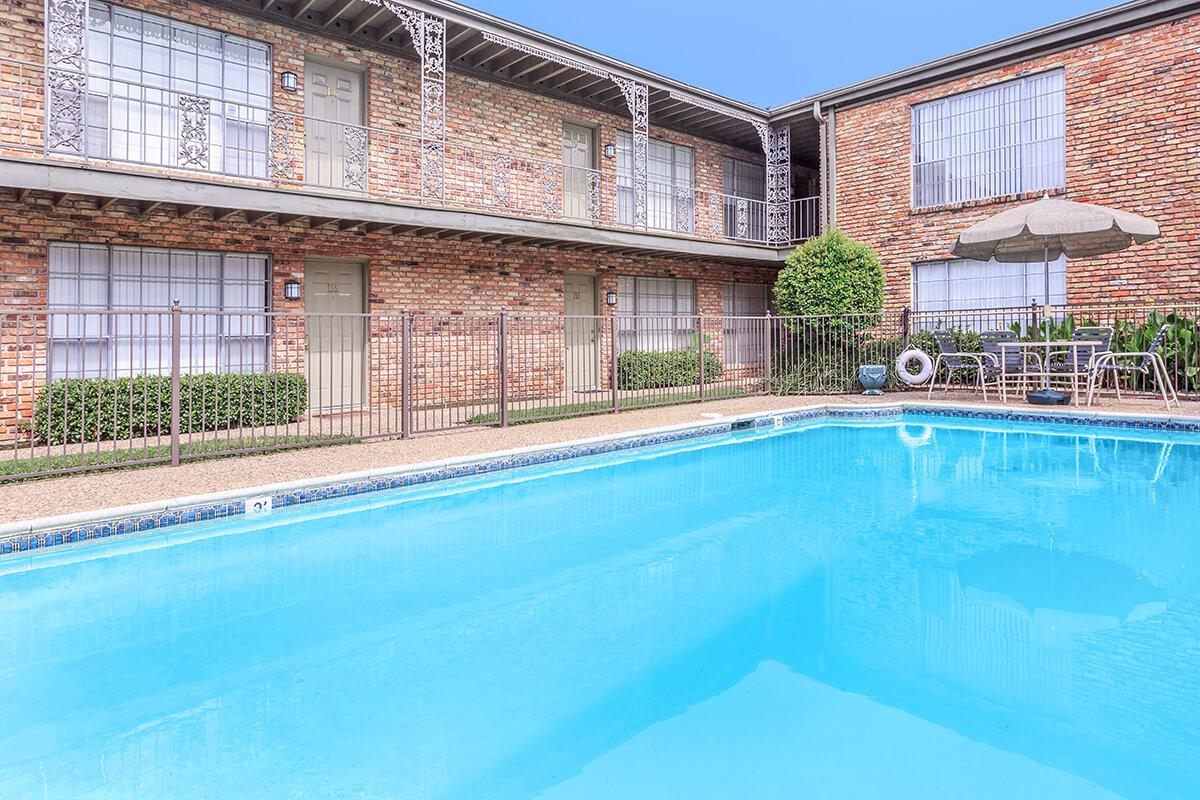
[952, 194, 1160, 391]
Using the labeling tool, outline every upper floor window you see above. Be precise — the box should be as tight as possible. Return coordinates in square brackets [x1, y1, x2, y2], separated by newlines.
[617, 134, 695, 232]
[912, 70, 1065, 208]
[722, 157, 766, 241]
[80, 2, 272, 176]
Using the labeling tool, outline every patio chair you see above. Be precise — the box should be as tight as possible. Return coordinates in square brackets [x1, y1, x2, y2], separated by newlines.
[927, 330, 997, 401]
[1048, 326, 1113, 404]
[980, 330, 1042, 403]
[1086, 324, 1180, 409]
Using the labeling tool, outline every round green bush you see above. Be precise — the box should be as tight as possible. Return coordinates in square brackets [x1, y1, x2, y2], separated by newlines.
[773, 228, 884, 324]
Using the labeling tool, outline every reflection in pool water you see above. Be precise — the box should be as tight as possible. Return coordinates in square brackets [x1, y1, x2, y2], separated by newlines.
[0, 415, 1197, 799]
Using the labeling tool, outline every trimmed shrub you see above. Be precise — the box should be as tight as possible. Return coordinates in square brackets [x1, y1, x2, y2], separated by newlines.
[32, 372, 308, 445]
[617, 348, 723, 391]
[773, 228, 884, 333]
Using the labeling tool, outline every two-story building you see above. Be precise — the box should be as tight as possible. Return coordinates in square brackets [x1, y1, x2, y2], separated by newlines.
[788, 0, 1200, 316]
[0, 0, 1197, 436]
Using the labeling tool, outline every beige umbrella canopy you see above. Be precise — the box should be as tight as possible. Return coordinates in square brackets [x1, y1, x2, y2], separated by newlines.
[953, 194, 1160, 262]
[951, 194, 1161, 395]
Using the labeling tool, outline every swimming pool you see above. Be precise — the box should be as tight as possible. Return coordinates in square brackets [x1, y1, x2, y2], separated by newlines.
[1, 412, 1197, 799]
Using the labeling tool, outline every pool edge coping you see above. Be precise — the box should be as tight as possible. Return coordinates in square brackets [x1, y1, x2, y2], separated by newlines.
[3, 399, 1198, 556]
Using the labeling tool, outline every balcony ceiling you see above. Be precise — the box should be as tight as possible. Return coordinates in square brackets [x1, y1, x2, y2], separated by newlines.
[204, 0, 819, 161]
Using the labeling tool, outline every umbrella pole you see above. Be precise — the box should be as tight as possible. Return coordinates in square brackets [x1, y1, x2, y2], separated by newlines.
[1043, 238, 1051, 389]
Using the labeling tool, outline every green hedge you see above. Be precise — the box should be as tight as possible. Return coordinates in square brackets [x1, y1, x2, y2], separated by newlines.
[617, 348, 723, 391]
[33, 372, 308, 445]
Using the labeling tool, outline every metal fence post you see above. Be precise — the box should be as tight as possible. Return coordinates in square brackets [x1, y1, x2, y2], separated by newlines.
[763, 311, 773, 391]
[609, 315, 619, 414]
[697, 315, 705, 402]
[901, 306, 911, 347]
[1029, 298, 1039, 337]
[498, 312, 509, 428]
[401, 309, 412, 439]
[169, 299, 181, 467]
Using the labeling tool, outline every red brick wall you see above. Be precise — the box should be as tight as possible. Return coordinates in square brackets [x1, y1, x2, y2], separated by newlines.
[0, 195, 778, 438]
[0, 0, 764, 207]
[834, 14, 1200, 311]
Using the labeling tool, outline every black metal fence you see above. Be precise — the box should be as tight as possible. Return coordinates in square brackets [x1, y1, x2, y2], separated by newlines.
[1, 301, 1195, 481]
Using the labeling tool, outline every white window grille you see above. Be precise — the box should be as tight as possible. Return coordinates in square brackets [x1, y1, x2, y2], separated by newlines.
[722, 282, 769, 364]
[81, 2, 272, 176]
[617, 133, 695, 232]
[616, 276, 695, 352]
[912, 70, 1064, 208]
[48, 243, 272, 379]
[912, 256, 1066, 330]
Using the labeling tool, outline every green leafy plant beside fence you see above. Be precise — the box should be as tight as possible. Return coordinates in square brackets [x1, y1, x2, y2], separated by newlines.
[1008, 310, 1200, 392]
[617, 348, 723, 391]
[1113, 311, 1200, 392]
[770, 335, 907, 395]
[33, 372, 308, 445]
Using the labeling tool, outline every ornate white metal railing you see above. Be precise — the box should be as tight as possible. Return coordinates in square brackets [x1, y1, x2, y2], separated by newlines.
[1, 55, 817, 247]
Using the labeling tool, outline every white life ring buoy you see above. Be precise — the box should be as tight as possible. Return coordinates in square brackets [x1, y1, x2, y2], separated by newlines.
[896, 348, 935, 386]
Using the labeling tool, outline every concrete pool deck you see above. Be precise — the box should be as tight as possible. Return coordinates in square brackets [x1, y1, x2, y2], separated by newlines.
[2, 392, 1198, 527]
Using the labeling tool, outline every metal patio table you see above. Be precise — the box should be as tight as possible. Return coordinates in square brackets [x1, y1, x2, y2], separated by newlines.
[998, 340, 1105, 405]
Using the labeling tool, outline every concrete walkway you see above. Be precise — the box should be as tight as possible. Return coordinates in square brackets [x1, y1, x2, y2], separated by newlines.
[1, 392, 1196, 526]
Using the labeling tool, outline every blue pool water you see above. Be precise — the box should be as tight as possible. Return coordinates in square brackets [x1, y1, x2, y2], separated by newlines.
[1, 414, 1198, 799]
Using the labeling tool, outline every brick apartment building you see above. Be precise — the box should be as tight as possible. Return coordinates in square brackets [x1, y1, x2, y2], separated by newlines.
[0, 0, 1197, 432]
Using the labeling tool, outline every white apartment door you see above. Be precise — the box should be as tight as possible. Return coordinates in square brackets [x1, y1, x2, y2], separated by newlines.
[564, 274, 599, 390]
[305, 261, 366, 411]
[562, 123, 595, 220]
[305, 61, 365, 190]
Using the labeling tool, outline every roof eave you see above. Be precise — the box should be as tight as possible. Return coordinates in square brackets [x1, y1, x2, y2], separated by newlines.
[407, 0, 770, 121]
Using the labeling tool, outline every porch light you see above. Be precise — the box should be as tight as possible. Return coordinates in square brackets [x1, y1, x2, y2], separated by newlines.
[603, 143, 616, 159]
[283, 280, 302, 300]
[280, 71, 299, 92]
[605, 290, 618, 307]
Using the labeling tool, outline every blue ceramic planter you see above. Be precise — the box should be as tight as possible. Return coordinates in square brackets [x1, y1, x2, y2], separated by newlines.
[859, 364, 887, 396]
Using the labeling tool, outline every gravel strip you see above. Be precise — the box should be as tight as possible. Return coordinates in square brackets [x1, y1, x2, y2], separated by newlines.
[1, 393, 1195, 525]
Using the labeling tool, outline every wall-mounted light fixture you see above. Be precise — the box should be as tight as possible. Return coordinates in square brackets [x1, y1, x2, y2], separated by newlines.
[283, 279, 302, 301]
[280, 71, 299, 92]
[602, 143, 616, 159]
[605, 290, 618, 307]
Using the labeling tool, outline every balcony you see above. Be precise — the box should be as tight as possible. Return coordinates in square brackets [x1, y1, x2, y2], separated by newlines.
[0, 57, 819, 250]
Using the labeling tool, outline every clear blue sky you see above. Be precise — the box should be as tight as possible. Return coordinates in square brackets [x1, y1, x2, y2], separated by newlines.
[464, 0, 1116, 107]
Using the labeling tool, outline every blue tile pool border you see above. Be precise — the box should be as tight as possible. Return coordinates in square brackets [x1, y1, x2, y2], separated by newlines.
[5, 403, 1200, 557]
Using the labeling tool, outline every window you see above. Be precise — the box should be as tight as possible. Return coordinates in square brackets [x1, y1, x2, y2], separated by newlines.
[912, 70, 1064, 208]
[81, 2, 271, 176]
[723, 283, 769, 364]
[722, 157, 766, 241]
[912, 256, 1066, 327]
[616, 276, 695, 351]
[617, 134, 695, 232]
[48, 243, 271, 379]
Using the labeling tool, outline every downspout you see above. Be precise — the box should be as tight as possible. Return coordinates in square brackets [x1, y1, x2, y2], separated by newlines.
[812, 100, 836, 233]
[812, 100, 828, 233]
